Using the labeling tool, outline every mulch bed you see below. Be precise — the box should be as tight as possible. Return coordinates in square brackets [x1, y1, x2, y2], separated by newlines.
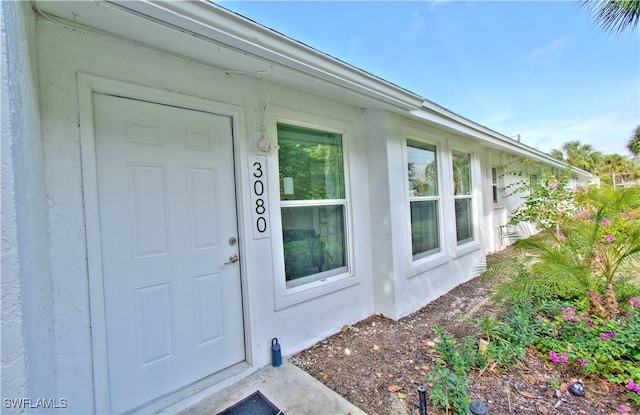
[291, 275, 639, 414]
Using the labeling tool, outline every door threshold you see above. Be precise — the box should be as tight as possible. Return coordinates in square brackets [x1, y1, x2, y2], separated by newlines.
[127, 361, 255, 414]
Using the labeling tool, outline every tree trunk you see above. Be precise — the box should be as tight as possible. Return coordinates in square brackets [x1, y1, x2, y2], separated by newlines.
[588, 294, 606, 319]
[602, 282, 619, 319]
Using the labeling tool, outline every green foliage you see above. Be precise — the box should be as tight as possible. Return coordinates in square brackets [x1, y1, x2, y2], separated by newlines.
[560, 140, 603, 172]
[499, 185, 640, 317]
[482, 300, 549, 370]
[508, 175, 577, 232]
[573, 186, 640, 287]
[628, 125, 640, 157]
[426, 326, 482, 414]
[549, 138, 639, 185]
[481, 183, 640, 402]
[536, 297, 640, 403]
[428, 365, 468, 414]
[582, 0, 640, 33]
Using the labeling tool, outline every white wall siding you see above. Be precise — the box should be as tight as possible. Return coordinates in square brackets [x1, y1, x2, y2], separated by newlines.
[3, 4, 593, 412]
[36, 18, 374, 412]
[1, 2, 57, 412]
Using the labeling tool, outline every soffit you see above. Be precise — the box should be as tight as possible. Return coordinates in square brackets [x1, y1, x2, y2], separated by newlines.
[34, 0, 423, 112]
[33, 1, 588, 178]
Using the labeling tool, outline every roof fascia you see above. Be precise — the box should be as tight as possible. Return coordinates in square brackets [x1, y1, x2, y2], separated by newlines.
[411, 101, 592, 178]
[108, 0, 424, 111]
[77, 1, 589, 179]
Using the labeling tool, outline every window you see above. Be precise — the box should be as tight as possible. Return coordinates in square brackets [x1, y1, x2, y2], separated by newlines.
[491, 167, 500, 204]
[407, 140, 440, 259]
[277, 123, 348, 288]
[452, 151, 473, 245]
[529, 174, 539, 194]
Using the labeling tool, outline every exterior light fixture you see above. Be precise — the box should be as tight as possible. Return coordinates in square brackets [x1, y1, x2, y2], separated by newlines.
[502, 377, 512, 412]
[469, 400, 488, 415]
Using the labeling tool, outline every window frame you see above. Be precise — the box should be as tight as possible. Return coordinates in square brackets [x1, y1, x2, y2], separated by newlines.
[403, 132, 448, 276]
[406, 139, 442, 260]
[270, 114, 356, 310]
[451, 150, 476, 248]
[529, 174, 539, 194]
[491, 166, 504, 205]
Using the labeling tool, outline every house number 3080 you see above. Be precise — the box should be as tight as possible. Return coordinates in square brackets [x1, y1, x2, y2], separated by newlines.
[250, 156, 270, 239]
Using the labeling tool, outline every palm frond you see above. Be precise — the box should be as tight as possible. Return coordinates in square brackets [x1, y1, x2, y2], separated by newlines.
[583, 0, 640, 33]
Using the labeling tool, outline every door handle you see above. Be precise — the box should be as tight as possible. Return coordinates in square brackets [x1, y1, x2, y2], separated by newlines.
[224, 254, 239, 265]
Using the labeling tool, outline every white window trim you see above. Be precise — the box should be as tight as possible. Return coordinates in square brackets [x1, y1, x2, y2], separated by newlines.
[402, 130, 450, 277]
[491, 166, 501, 205]
[267, 109, 358, 310]
[450, 147, 481, 258]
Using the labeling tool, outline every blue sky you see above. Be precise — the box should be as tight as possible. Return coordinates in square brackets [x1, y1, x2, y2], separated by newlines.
[217, 1, 639, 157]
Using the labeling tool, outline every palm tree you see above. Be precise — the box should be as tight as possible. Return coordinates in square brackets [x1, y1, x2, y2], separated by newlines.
[596, 153, 636, 185]
[583, 0, 640, 33]
[627, 125, 640, 157]
[549, 149, 565, 161]
[562, 140, 603, 172]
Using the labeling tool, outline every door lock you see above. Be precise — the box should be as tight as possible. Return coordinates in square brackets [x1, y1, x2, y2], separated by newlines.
[224, 254, 239, 264]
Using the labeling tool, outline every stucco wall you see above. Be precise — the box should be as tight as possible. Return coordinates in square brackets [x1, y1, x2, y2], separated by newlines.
[2, 2, 56, 413]
[36, 16, 374, 412]
[368, 113, 491, 319]
[2, 2, 57, 413]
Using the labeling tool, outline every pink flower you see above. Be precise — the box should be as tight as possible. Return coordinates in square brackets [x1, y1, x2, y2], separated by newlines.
[579, 314, 595, 327]
[618, 405, 630, 413]
[630, 298, 640, 308]
[601, 218, 610, 226]
[600, 332, 616, 340]
[588, 292, 601, 301]
[548, 179, 559, 190]
[560, 352, 568, 364]
[604, 234, 615, 243]
[577, 358, 587, 366]
[627, 380, 640, 395]
[549, 351, 560, 363]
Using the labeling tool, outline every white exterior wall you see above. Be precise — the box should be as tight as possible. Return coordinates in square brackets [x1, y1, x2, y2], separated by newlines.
[36, 18, 374, 412]
[2, 4, 593, 412]
[1, 2, 56, 412]
[367, 113, 491, 319]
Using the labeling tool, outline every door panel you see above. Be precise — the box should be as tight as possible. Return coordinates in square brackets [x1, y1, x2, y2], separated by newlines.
[93, 94, 244, 413]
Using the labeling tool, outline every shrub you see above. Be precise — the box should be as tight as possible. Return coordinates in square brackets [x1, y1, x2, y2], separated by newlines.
[536, 297, 640, 404]
[426, 327, 482, 414]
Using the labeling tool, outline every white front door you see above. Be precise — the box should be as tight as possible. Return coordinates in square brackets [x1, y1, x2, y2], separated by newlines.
[93, 94, 244, 413]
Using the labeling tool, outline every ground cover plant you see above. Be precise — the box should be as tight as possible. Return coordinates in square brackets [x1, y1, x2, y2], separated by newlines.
[476, 180, 640, 412]
[293, 181, 639, 414]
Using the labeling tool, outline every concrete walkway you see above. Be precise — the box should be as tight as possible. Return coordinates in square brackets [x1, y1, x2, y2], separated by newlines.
[178, 360, 367, 415]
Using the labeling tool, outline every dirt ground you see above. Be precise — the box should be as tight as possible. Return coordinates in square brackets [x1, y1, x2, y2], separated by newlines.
[291, 275, 639, 415]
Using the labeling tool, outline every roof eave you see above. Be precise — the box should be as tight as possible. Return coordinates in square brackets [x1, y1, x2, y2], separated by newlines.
[109, 0, 425, 111]
[411, 101, 593, 178]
